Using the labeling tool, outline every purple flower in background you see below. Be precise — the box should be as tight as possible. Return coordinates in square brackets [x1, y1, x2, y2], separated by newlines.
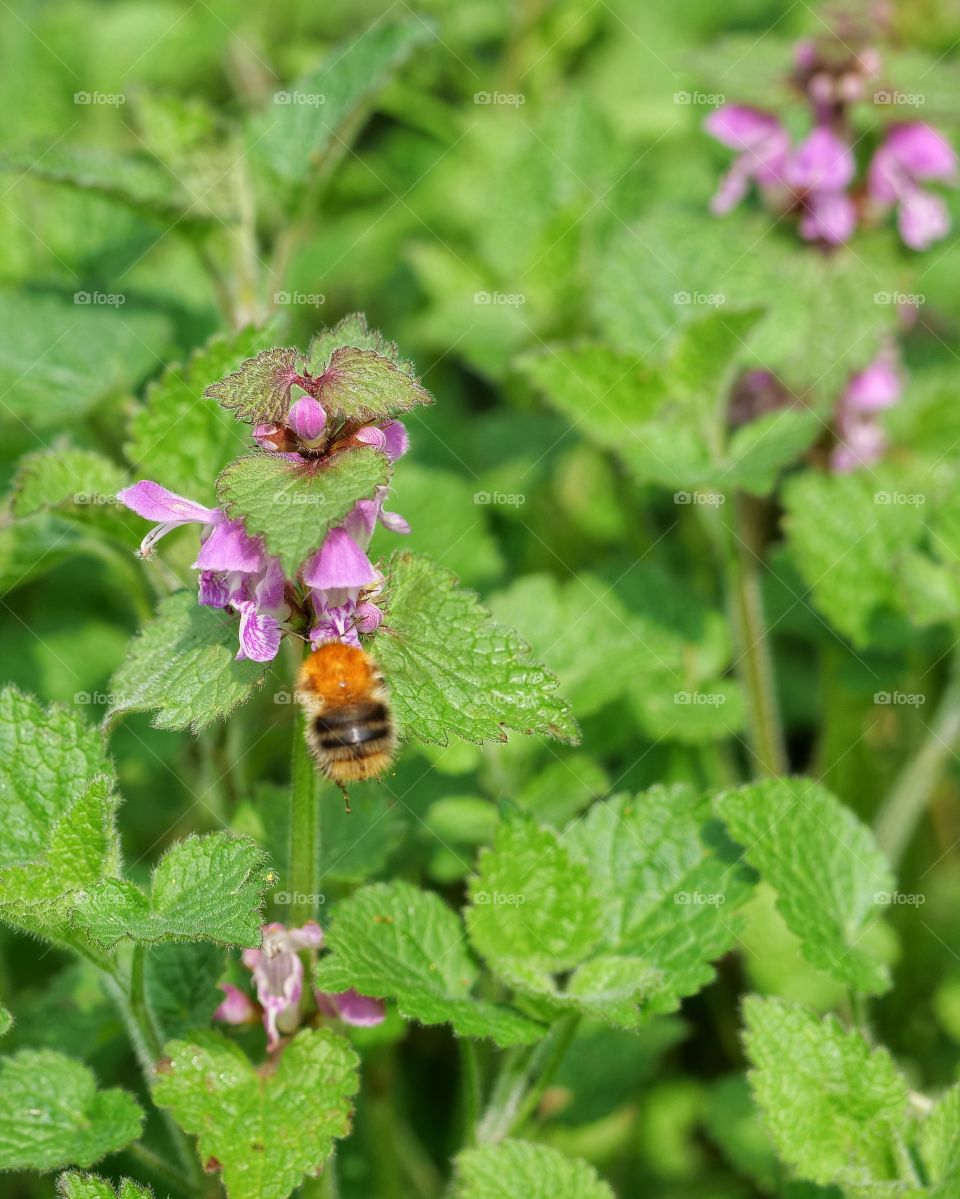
[831, 353, 902, 472]
[215, 921, 385, 1049]
[868, 123, 956, 249]
[785, 127, 857, 244]
[704, 106, 790, 215]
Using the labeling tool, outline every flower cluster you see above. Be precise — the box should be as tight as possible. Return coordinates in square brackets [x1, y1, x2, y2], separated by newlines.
[214, 921, 384, 1050]
[705, 35, 956, 248]
[118, 396, 409, 663]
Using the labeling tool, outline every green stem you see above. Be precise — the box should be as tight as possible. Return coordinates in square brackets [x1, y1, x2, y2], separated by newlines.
[476, 1014, 579, 1143]
[875, 654, 960, 868]
[289, 695, 320, 925]
[717, 495, 786, 778]
[126, 1142, 195, 1195]
[459, 1039, 482, 1148]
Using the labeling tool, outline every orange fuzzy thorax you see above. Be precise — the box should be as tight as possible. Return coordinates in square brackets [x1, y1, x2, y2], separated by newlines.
[298, 642, 379, 707]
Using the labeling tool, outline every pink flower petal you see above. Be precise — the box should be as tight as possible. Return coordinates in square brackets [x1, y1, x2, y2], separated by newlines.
[213, 983, 259, 1025]
[194, 519, 265, 573]
[704, 105, 784, 151]
[288, 397, 327, 442]
[786, 127, 855, 192]
[844, 360, 901, 412]
[898, 188, 950, 250]
[354, 425, 388, 451]
[198, 571, 231, 608]
[799, 190, 857, 244]
[381, 421, 409, 460]
[236, 601, 282, 662]
[885, 123, 957, 182]
[316, 989, 386, 1027]
[303, 528, 377, 590]
[117, 481, 217, 525]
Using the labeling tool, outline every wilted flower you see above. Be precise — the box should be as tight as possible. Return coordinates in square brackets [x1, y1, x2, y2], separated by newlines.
[215, 921, 384, 1049]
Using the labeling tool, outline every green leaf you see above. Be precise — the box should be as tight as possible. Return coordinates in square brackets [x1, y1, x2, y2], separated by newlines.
[127, 326, 283, 496]
[0, 1049, 143, 1170]
[304, 312, 418, 378]
[782, 468, 932, 646]
[373, 553, 579, 746]
[203, 346, 300, 424]
[58, 1173, 154, 1199]
[921, 1085, 960, 1191]
[466, 791, 753, 1024]
[0, 774, 119, 940]
[0, 145, 212, 225]
[312, 346, 433, 424]
[106, 592, 268, 732]
[0, 688, 112, 869]
[0, 289, 173, 426]
[314, 881, 544, 1047]
[152, 1029, 358, 1199]
[0, 1007, 11, 1038]
[217, 448, 391, 576]
[11, 448, 126, 519]
[716, 778, 892, 995]
[73, 832, 269, 948]
[145, 942, 227, 1039]
[743, 996, 911, 1189]
[453, 1140, 614, 1199]
[249, 20, 435, 186]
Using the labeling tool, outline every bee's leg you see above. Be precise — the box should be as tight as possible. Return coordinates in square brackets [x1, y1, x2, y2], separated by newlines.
[340, 785, 352, 814]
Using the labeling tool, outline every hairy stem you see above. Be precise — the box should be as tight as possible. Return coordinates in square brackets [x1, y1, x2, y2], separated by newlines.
[289, 693, 320, 924]
[718, 495, 787, 777]
[875, 654, 960, 868]
[459, 1039, 482, 1148]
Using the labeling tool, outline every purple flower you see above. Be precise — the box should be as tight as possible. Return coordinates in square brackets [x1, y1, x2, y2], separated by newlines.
[216, 922, 385, 1049]
[831, 352, 902, 472]
[287, 396, 327, 444]
[116, 481, 218, 559]
[868, 123, 956, 250]
[704, 106, 790, 215]
[786, 127, 857, 245]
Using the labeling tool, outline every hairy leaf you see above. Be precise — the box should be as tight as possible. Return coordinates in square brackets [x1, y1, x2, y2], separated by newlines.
[217, 448, 390, 575]
[58, 1173, 154, 1199]
[313, 346, 432, 424]
[373, 553, 579, 746]
[106, 592, 268, 732]
[203, 347, 300, 424]
[153, 1029, 358, 1199]
[127, 326, 282, 496]
[73, 832, 269, 948]
[454, 1140, 614, 1199]
[743, 997, 911, 1189]
[314, 881, 544, 1046]
[0, 1050, 143, 1170]
[716, 778, 892, 994]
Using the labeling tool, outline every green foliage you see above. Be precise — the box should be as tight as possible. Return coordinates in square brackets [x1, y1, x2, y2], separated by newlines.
[73, 832, 269, 948]
[126, 326, 282, 496]
[374, 552, 580, 746]
[743, 997, 912, 1190]
[204, 347, 300, 425]
[716, 779, 893, 995]
[0, 1050, 143, 1170]
[153, 1029, 358, 1199]
[453, 1139, 615, 1199]
[314, 881, 545, 1046]
[218, 447, 390, 574]
[58, 1174, 153, 1199]
[106, 592, 268, 732]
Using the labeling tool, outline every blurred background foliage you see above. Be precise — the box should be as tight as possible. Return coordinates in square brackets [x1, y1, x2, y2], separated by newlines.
[3, 0, 960, 1195]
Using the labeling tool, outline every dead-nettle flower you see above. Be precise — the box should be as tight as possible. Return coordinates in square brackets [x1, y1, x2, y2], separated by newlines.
[117, 406, 409, 663]
[705, 38, 955, 249]
[831, 351, 902, 473]
[214, 921, 384, 1050]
